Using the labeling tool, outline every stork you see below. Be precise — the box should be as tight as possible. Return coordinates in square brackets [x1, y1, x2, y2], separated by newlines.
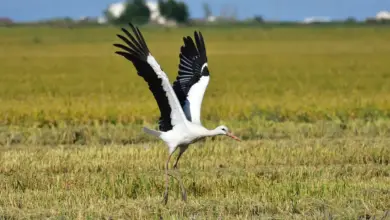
[113, 23, 241, 204]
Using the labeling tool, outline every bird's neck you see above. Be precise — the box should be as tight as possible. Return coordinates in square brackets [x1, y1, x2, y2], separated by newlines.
[203, 128, 222, 137]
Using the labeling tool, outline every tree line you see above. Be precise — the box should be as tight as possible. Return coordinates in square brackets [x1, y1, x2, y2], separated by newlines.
[105, 0, 189, 25]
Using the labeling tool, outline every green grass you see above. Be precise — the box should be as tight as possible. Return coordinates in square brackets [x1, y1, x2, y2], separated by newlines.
[0, 26, 390, 219]
[1, 26, 390, 126]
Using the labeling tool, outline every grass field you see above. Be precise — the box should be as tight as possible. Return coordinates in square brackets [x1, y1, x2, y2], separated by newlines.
[0, 25, 390, 219]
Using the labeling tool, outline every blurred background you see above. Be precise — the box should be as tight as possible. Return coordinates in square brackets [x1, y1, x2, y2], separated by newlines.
[1, 0, 390, 26]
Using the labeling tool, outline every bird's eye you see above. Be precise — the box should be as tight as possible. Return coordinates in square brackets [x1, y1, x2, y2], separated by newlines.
[222, 128, 226, 131]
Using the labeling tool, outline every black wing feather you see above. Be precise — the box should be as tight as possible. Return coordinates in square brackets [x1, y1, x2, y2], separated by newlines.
[113, 23, 173, 131]
[119, 29, 144, 56]
[172, 31, 209, 107]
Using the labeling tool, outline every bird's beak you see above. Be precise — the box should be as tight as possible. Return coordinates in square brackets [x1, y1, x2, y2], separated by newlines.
[226, 132, 241, 141]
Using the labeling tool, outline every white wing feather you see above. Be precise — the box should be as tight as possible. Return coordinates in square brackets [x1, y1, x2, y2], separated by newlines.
[184, 75, 209, 125]
[147, 55, 189, 127]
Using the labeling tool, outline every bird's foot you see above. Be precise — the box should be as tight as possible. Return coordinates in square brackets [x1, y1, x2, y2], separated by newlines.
[181, 190, 187, 202]
[162, 191, 169, 205]
[171, 167, 187, 203]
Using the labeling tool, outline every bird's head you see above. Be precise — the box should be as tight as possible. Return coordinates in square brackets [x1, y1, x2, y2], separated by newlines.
[215, 125, 241, 141]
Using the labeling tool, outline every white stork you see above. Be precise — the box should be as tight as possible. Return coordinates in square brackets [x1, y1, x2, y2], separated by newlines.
[113, 23, 241, 204]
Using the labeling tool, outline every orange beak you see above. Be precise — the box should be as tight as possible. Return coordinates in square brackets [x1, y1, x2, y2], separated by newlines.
[226, 132, 241, 141]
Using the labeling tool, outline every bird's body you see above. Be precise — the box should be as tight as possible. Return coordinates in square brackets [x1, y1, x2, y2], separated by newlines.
[160, 124, 207, 150]
[113, 23, 240, 204]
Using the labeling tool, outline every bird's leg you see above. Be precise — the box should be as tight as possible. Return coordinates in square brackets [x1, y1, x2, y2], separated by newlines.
[172, 146, 187, 202]
[163, 152, 174, 205]
[173, 148, 184, 169]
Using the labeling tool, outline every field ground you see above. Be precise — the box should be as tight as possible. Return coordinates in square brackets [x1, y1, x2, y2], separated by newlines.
[0, 26, 390, 219]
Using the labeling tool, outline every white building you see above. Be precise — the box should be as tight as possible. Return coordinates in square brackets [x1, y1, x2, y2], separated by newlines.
[99, 1, 175, 26]
[376, 11, 390, 20]
[98, 17, 107, 24]
[302, 16, 331, 24]
[108, 2, 126, 18]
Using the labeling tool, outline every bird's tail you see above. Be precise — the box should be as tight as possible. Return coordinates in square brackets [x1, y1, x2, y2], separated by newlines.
[143, 127, 161, 137]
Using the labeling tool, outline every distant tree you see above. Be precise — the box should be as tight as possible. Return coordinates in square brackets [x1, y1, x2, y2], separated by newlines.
[174, 2, 189, 23]
[114, 0, 151, 25]
[158, 0, 171, 17]
[158, 0, 189, 23]
[345, 16, 357, 23]
[365, 17, 377, 24]
[254, 15, 264, 23]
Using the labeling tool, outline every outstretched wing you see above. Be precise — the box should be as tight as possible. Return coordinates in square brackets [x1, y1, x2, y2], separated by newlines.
[172, 31, 210, 125]
[113, 23, 188, 131]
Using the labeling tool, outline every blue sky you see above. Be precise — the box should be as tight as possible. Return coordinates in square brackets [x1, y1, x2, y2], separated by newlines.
[1, 0, 389, 22]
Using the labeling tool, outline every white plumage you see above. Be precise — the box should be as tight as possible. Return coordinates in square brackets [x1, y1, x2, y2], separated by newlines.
[113, 23, 240, 204]
[184, 75, 209, 124]
[146, 55, 187, 128]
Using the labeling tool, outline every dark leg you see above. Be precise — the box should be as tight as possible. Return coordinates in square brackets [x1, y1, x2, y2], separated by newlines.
[172, 146, 188, 202]
[173, 146, 186, 169]
[162, 151, 175, 205]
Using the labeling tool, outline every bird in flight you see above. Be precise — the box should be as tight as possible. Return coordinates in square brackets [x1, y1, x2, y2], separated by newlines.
[113, 23, 240, 205]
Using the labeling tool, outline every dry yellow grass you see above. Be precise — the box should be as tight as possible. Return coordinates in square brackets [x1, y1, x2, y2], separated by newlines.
[1, 138, 389, 219]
